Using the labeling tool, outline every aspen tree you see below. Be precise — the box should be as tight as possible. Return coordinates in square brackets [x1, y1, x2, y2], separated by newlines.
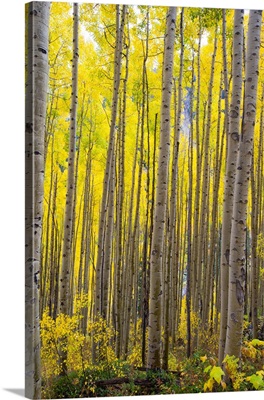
[70, 88, 89, 310]
[113, 69, 127, 349]
[140, 7, 150, 367]
[56, 3, 79, 375]
[41, 129, 57, 317]
[25, 2, 50, 398]
[251, 150, 258, 338]
[250, 85, 264, 338]
[113, 17, 129, 339]
[225, 9, 262, 360]
[121, 109, 141, 357]
[48, 173, 58, 318]
[94, 5, 126, 317]
[142, 112, 158, 362]
[192, 25, 202, 309]
[206, 79, 225, 330]
[196, 29, 218, 324]
[59, 3, 79, 316]
[147, 6, 176, 369]
[164, 8, 185, 367]
[186, 54, 194, 359]
[219, 9, 244, 365]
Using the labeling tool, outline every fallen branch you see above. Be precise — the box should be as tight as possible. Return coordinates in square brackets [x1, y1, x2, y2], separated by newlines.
[134, 366, 181, 375]
[95, 375, 180, 388]
[95, 377, 155, 387]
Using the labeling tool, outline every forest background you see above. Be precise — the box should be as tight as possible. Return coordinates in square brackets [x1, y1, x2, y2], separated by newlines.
[0, 0, 264, 400]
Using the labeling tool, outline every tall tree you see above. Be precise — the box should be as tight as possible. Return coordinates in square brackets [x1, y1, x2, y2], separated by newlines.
[147, 6, 176, 369]
[225, 9, 262, 361]
[94, 4, 127, 318]
[218, 9, 244, 365]
[57, 2, 79, 375]
[59, 3, 79, 316]
[25, 2, 50, 398]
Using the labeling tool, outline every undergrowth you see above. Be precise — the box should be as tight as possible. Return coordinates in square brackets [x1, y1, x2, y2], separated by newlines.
[40, 304, 264, 398]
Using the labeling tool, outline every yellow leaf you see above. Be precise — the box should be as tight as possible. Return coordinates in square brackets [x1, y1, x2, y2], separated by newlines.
[204, 377, 214, 392]
[221, 380, 227, 390]
[200, 355, 207, 362]
[210, 366, 225, 384]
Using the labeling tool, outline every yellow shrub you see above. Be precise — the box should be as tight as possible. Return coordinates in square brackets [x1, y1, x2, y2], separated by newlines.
[88, 315, 117, 364]
[257, 233, 264, 259]
[40, 306, 117, 379]
[40, 310, 86, 378]
[178, 298, 199, 345]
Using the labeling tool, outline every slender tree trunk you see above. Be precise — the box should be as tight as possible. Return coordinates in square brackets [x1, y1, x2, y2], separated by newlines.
[163, 8, 184, 369]
[219, 9, 244, 366]
[94, 5, 126, 318]
[251, 152, 258, 338]
[197, 29, 218, 325]
[225, 9, 262, 360]
[25, 2, 50, 398]
[113, 69, 127, 348]
[140, 8, 150, 366]
[57, 3, 79, 375]
[59, 3, 79, 316]
[204, 77, 225, 327]
[120, 108, 140, 357]
[186, 55, 194, 358]
[147, 6, 176, 369]
[192, 27, 202, 310]
[48, 172, 58, 318]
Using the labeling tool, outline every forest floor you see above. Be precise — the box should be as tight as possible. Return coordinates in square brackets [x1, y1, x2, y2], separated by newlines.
[42, 340, 264, 398]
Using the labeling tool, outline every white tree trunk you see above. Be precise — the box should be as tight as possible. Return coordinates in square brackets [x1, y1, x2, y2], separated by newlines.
[94, 5, 126, 317]
[147, 6, 176, 369]
[25, 2, 50, 398]
[225, 9, 262, 360]
[218, 9, 244, 365]
[59, 3, 79, 316]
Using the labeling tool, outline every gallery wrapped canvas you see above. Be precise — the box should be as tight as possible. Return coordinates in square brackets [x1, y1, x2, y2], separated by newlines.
[25, 1, 264, 398]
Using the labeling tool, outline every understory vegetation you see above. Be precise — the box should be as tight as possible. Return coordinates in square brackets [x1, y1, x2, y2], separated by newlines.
[40, 302, 264, 397]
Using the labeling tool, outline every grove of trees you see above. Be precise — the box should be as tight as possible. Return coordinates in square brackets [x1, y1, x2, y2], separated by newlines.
[25, 1, 264, 398]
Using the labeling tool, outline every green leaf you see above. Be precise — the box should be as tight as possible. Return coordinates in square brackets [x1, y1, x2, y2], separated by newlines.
[210, 366, 225, 384]
[204, 365, 211, 373]
[247, 374, 264, 390]
[251, 339, 264, 347]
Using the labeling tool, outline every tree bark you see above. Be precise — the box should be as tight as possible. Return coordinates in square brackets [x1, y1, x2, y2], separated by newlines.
[225, 9, 262, 360]
[94, 5, 126, 318]
[147, 6, 176, 369]
[59, 3, 79, 316]
[25, 2, 50, 398]
[219, 9, 244, 366]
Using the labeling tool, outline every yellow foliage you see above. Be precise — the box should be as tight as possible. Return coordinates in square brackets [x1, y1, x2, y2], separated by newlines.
[242, 339, 264, 361]
[127, 320, 145, 367]
[257, 233, 264, 259]
[40, 310, 86, 378]
[246, 373, 264, 390]
[210, 366, 224, 384]
[223, 355, 245, 390]
[221, 380, 227, 390]
[203, 377, 214, 392]
[88, 315, 117, 364]
[40, 306, 117, 379]
[203, 363, 225, 392]
[178, 298, 199, 345]
[74, 293, 89, 315]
